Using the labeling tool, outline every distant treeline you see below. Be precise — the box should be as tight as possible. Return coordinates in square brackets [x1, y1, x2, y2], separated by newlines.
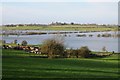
[2, 22, 118, 27]
[3, 24, 48, 27]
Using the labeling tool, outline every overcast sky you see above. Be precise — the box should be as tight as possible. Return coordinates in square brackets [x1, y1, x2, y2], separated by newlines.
[1, 1, 118, 25]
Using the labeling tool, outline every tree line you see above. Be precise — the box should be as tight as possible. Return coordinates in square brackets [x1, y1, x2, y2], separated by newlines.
[3, 22, 117, 27]
[41, 38, 91, 58]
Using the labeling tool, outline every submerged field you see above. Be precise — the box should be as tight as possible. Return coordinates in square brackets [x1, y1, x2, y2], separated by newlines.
[2, 49, 119, 79]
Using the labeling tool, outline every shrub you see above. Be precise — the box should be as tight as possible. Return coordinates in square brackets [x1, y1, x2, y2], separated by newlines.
[21, 40, 27, 46]
[65, 48, 74, 58]
[41, 38, 65, 58]
[78, 46, 91, 58]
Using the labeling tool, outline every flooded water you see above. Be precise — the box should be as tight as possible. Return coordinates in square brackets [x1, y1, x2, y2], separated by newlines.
[2, 31, 119, 52]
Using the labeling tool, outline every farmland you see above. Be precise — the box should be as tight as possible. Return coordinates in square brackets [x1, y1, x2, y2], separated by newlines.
[1, 24, 120, 79]
[2, 25, 118, 31]
[2, 49, 119, 79]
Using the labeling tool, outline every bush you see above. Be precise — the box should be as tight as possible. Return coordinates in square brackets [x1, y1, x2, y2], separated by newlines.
[65, 48, 74, 58]
[41, 38, 65, 58]
[21, 40, 27, 46]
[78, 46, 91, 58]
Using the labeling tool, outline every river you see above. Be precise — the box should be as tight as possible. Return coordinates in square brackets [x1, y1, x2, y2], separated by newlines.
[2, 30, 119, 52]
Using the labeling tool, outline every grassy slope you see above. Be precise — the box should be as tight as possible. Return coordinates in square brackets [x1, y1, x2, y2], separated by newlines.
[2, 49, 119, 78]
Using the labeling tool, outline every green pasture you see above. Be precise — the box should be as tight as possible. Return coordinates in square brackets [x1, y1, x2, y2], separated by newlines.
[2, 25, 118, 31]
[2, 49, 119, 78]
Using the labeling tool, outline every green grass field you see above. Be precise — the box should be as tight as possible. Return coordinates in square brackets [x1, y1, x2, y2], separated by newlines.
[2, 49, 119, 78]
[2, 25, 118, 31]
